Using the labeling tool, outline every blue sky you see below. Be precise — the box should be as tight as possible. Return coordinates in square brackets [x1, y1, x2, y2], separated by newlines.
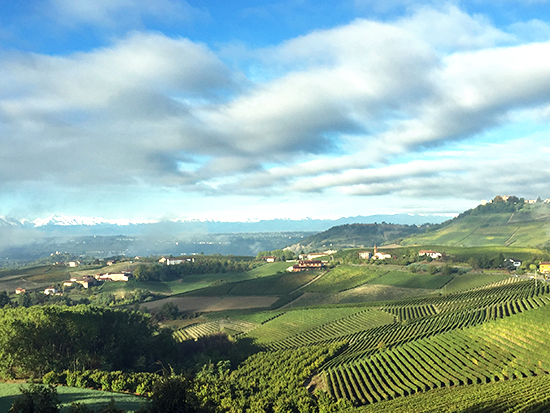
[2, 0, 550, 222]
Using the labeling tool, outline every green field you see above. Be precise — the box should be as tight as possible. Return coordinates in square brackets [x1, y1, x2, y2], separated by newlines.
[371, 270, 453, 290]
[245, 307, 369, 343]
[183, 269, 320, 297]
[401, 206, 550, 248]
[0, 383, 146, 412]
[303, 266, 386, 293]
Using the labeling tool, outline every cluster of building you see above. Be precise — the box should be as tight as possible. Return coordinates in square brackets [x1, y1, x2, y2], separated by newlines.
[38, 271, 133, 296]
[288, 260, 326, 272]
[158, 256, 196, 265]
[480, 195, 550, 205]
[358, 245, 392, 260]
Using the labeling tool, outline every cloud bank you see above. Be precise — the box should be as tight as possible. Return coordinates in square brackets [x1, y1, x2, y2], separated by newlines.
[2, 3, 550, 219]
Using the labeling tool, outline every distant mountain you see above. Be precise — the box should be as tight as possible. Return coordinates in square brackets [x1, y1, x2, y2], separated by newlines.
[1, 213, 450, 236]
[32, 215, 155, 227]
[288, 223, 430, 252]
[401, 198, 550, 248]
[0, 213, 449, 262]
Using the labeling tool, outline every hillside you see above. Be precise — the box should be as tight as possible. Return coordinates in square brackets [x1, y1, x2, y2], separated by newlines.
[290, 198, 550, 251]
[288, 223, 429, 252]
[402, 198, 550, 248]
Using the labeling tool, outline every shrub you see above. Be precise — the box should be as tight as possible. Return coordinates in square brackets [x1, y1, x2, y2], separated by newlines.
[8, 384, 60, 413]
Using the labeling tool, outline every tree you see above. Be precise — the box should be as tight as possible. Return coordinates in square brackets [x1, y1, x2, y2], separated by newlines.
[148, 376, 201, 413]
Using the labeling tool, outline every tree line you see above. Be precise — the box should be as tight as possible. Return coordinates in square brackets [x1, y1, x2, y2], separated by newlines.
[133, 259, 260, 282]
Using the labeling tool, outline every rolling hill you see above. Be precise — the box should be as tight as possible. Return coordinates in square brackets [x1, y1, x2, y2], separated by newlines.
[402, 198, 550, 248]
[291, 198, 550, 251]
[288, 223, 429, 252]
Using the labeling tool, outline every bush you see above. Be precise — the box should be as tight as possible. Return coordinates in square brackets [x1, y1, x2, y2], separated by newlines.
[42, 371, 60, 385]
[9, 384, 60, 413]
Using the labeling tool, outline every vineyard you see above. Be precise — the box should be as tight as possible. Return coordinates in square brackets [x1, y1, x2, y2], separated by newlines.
[167, 272, 550, 411]
[353, 373, 550, 413]
[319, 280, 550, 406]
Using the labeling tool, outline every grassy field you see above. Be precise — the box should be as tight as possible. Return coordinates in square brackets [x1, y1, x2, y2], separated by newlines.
[303, 266, 386, 293]
[401, 209, 550, 248]
[368, 270, 453, 290]
[183, 270, 320, 297]
[245, 306, 368, 343]
[442, 272, 510, 293]
[0, 383, 147, 412]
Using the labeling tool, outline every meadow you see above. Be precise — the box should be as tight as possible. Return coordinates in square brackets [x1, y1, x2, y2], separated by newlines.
[0, 382, 146, 412]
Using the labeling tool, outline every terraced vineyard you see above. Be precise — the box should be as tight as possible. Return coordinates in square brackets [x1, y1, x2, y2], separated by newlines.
[326, 303, 550, 405]
[173, 319, 257, 341]
[353, 373, 550, 413]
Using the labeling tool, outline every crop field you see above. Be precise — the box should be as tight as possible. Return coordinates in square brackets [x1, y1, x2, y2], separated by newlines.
[245, 307, 379, 343]
[303, 266, 386, 293]
[442, 272, 509, 293]
[288, 285, 435, 307]
[326, 303, 550, 405]
[183, 270, 320, 297]
[371, 270, 453, 290]
[140, 295, 279, 313]
[352, 373, 550, 413]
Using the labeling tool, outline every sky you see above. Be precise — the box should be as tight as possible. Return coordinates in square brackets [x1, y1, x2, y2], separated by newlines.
[2, 0, 550, 222]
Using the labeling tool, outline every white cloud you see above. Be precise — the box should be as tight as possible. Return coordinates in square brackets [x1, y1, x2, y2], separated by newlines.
[3, 4, 550, 219]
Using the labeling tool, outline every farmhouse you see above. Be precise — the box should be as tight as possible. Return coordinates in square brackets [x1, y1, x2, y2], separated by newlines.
[67, 261, 80, 267]
[98, 272, 131, 282]
[44, 287, 59, 295]
[15, 288, 25, 294]
[419, 250, 442, 259]
[503, 258, 522, 269]
[358, 251, 372, 259]
[289, 260, 326, 272]
[76, 276, 97, 288]
[539, 262, 550, 273]
[159, 256, 196, 265]
[262, 256, 276, 263]
[372, 245, 391, 260]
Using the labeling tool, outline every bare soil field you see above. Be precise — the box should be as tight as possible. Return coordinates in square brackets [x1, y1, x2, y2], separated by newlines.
[141, 295, 279, 312]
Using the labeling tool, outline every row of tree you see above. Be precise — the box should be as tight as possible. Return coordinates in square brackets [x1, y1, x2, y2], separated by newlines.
[133, 259, 260, 282]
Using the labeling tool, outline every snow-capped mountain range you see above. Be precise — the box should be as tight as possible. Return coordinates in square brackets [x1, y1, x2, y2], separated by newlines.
[0, 213, 451, 235]
[31, 215, 157, 227]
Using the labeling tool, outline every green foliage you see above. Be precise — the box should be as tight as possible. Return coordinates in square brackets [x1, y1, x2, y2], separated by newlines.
[0, 305, 178, 378]
[298, 223, 427, 252]
[194, 344, 345, 413]
[148, 375, 200, 413]
[133, 259, 260, 282]
[256, 249, 296, 261]
[8, 384, 60, 413]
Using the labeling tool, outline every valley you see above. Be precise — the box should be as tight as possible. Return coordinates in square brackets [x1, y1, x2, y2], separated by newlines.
[2, 198, 550, 412]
